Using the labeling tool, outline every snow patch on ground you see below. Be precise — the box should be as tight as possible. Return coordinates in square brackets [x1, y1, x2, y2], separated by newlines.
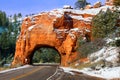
[89, 47, 120, 63]
[61, 67, 120, 79]
[70, 15, 92, 22]
[0, 65, 30, 73]
[106, 37, 120, 44]
[81, 67, 120, 79]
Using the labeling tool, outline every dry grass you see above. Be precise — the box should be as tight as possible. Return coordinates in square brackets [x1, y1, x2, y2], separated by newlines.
[0, 67, 10, 71]
[110, 78, 120, 80]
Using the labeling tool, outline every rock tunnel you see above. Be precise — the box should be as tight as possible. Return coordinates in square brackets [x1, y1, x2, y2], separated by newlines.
[32, 46, 61, 64]
[11, 11, 92, 67]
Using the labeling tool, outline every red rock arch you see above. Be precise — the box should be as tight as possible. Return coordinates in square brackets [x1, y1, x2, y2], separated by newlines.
[12, 12, 92, 67]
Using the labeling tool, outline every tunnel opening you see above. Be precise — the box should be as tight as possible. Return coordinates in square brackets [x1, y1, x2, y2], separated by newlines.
[31, 46, 61, 65]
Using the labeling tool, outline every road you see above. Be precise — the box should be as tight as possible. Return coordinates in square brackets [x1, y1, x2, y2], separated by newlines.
[0, 64, 58, 80]
[0, 64, 105, 80]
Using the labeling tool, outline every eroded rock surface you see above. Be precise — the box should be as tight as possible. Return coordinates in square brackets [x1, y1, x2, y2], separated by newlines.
[12, 4, 115, 67]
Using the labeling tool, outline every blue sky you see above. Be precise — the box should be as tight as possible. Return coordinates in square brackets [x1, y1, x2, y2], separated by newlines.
[0, 0, 105, 16]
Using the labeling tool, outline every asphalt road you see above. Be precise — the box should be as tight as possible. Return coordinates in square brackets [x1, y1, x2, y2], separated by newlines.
[0, 64, 105, 80]
[0, 64, 58, 80]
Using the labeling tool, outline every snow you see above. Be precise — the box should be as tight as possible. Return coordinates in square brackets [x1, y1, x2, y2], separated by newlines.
[0, 65, 30, 73]
[63, 5, 72, 9]
[86, 46, 120, 79]
[32, 13, 42, 17]
[28, 25, 36, 31]
[23, 5, 114, 24]
[105, 54, 119, 62]
[106, 38, 114, 44]
[85, 28, 91, 32]
[61, 67, 120, 79]
[11, 32, 15, 35]
[70, 28, 80, 32]
[69, 33, 76, 39]
[106, 37, 120, 44]
[49, 9, 64, 18]
[46, 5, 113, 21]
[62, 5, 112, 15]
[54, 29, 69, 34]
[89, 47, 120, 63]
[70, 15, 92, 22]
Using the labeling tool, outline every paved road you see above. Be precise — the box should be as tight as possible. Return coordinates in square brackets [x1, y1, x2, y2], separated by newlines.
[0, 64, 105, 80]
[0, 65, 58, 80]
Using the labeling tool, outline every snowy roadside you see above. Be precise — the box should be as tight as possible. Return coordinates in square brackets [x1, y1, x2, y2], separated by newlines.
[0, 65, 31, 73]
[61, 67, 120, 79]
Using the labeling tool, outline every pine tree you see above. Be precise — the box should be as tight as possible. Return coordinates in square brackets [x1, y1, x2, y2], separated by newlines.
[13, 14, 17, 23]
[0, 11, 9, 27]
[74, 0, 89, 9]
[92, 8, 119, 38]
[18, 13, 22, 18]
[0, 11, 21, 63]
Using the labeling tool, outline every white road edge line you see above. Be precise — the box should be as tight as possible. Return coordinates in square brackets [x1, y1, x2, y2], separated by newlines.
[0, 65, 31, 73]
[47, 66, 59, 80]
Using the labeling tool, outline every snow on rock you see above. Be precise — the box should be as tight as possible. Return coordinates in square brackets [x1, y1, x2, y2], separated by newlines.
[61, 67, 120, 79]
[46, 5, 113, 20]
[49, 9, 64, 18]
[81, 67, 120, 79]
[99, 67, 120, 79]
[106, 37, 120, 44]
[28, 25, 36, 31]
[89, 47, 120, 64]
[70, 15, 92, 22]
[85, 28, 91, 32]
[63, 5, 72, 9]
[69, 33, 76, 39]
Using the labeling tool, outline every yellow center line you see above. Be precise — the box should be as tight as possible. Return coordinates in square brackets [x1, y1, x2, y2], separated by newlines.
[11, 66, 44, 80]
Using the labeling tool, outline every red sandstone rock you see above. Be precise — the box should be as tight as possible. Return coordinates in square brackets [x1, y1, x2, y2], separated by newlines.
[93, 1, 101, 8]
[12, 5, 115, 67]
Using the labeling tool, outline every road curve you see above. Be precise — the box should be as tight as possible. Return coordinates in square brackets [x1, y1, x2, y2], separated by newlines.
[0, 64, 105, 80]
[0, 64, 58, 80]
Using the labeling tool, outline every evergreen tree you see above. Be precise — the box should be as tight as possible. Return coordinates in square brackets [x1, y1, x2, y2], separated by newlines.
[13, 14, 17, 23]
[0, 11, 21, 65]
[0, 11, 9, 27]
[18, 13, 22, 18]
[74, 0, 89, 9]
[92, 8, 119, 38]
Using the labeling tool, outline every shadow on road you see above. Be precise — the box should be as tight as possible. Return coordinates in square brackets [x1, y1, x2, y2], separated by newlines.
[31, 63, 60, 66]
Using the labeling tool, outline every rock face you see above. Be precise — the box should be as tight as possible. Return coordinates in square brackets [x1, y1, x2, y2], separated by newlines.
[12, 5, 114, 67]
